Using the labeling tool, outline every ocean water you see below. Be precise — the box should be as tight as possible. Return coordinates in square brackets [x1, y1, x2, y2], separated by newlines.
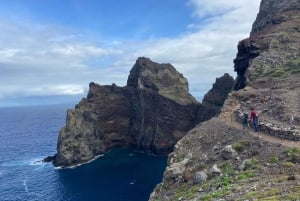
[0, 104, 167, 201]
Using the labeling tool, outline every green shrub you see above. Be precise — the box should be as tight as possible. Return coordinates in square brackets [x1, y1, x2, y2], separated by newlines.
[237, 170, 255, 180]
[283, 147, 300, 155]
[272, 69, 285, 77]
[291, 58, 300, 66]
[287, 68, 300, 74]
[282, 162, 295, 168]
[244, 158, 260, 170]
[201, 184, 233, 200]
[268, 156, 279, 163]
[202, 194, 213, 201]
[240, 191, 257, 200]
[220, 162, 235, 176]
[255, 67, 264, 76]
[286, 57, 300, 74]
[232, 142, 245, 153]
[283, 147, 300, 163]
[220, 176, 232, 187]
[175, 184, 199, 200]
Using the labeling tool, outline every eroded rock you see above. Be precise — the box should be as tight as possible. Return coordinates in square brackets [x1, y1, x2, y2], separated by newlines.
[221, 145, 238, 160]
[54, 58, 200, 167]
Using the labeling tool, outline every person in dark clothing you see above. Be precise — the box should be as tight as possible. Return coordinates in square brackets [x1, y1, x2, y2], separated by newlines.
[242, 112, 249, 131]
[250, 108, 259, 132]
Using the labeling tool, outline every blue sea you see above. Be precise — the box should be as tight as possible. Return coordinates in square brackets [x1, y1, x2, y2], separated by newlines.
[0, 104, 167, 201]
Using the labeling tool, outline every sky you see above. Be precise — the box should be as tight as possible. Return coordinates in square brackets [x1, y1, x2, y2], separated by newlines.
[0, 0, 261, 107]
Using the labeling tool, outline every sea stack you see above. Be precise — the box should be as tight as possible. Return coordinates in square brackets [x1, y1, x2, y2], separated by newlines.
[53, 57, 200, 167]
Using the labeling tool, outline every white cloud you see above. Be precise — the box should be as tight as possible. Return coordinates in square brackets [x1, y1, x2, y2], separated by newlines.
[188, 0, 260, 20]
[30, 85, 84, 96]
[0, 84, 84, 98]
[0, 48, 22, 62]
[0, 0, 261, 103]
[0, 20, 122, 68]
[48, 44, 123, 58]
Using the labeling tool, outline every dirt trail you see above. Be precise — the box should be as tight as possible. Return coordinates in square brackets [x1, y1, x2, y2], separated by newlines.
[221, 113, 300, 148]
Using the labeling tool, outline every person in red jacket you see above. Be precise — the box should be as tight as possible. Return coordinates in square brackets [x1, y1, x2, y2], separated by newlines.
[250, 108, 259, 132]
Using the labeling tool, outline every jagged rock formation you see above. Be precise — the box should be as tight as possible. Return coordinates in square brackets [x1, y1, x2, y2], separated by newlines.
[53, 58, 233, 167]
[150, 0, 300, 200]
[197, 73, 234, 123]
[53, 57, 199, 167]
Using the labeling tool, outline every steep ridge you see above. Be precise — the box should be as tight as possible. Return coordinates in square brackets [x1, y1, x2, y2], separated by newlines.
[149, 0, 300, 200]
[52, 57, 233, 167]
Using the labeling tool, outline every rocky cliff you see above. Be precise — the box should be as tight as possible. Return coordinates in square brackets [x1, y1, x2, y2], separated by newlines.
[53, 57, 199, 167]
[197, 73, 234, 123]
[149, 0, 300, 200]
[234, 0, 300, 90]
[53, 58, 233, 167]
[232, 0, 300, 139]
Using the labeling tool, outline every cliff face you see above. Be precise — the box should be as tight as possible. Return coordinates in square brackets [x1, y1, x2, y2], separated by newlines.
[54, 57, 200, 167]
[234, 0, 300, 90]
[53, 57, 234, 167]
[150, 0, 300, 200]
[232, 0, 300, 138]
[53, 58, 234, 168]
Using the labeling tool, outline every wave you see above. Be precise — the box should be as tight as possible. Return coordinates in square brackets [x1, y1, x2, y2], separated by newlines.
[0, 160, 28, 167]
[23, 180, 29, 193]
[54, 154, 104, 169]
[0, 157, 49, 168]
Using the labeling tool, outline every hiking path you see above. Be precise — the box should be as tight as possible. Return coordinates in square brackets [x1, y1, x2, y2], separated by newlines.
[221, 111, 300, 148]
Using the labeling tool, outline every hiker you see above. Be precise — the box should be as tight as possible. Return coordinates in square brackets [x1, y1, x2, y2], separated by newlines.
[250, 108, 259, 132]
[242, 111, 249, 131]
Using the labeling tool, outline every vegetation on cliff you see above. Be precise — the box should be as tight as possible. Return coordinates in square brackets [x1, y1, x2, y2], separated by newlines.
[149, 118, 300, 201]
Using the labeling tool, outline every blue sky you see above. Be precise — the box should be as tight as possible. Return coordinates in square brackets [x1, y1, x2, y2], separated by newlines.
[0, 0, 261, 107]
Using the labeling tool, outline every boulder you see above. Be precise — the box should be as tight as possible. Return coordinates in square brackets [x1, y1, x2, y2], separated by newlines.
[193, 170, 208, 184]
[165, 158, 189, 179]
[210, 164, 222, 176]
[221, 145, 238, 160]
